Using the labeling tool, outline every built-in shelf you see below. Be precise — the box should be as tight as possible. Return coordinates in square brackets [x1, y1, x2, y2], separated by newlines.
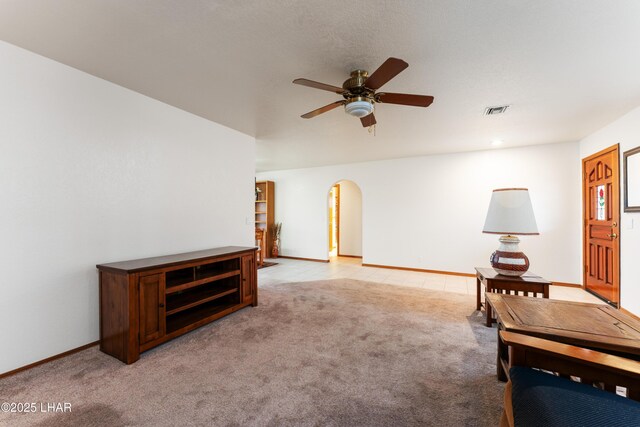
[255, 180, 274, 260]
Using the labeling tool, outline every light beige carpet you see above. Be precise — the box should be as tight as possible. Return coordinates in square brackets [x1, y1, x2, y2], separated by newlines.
[0, 279, 504, 426]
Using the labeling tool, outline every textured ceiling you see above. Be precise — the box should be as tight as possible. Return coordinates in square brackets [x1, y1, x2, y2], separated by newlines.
[1, 1, 640, 171]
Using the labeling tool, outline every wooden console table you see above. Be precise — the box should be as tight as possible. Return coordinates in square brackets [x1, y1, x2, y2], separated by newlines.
[97, 246, 257, 364]
[476, 267, 550, 327]
[486, 293, 640, 381]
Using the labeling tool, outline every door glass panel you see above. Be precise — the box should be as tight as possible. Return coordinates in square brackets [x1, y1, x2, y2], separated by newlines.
[596, 184, 606, 220]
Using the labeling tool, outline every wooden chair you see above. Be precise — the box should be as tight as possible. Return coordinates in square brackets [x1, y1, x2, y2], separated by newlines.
[255, 228, 265, 267]
[499, 331, 640, 427]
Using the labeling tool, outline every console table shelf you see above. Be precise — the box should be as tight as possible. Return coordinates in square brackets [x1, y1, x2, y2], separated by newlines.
[166, 270, 240, 294]
[166, 285, 238, 316]
[97, 246, 257, 364]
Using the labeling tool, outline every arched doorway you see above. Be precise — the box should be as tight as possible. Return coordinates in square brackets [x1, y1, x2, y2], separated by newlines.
[327, 180, 362, 261]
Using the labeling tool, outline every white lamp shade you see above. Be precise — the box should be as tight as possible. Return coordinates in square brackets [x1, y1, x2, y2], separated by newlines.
[482, 188, 539, 235]
[344, 100, 374, 118]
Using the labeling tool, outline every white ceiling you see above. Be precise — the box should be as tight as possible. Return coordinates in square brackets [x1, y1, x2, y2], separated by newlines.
[1, 1, 640, 171]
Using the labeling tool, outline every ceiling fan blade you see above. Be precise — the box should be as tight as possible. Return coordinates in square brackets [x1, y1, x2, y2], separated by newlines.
[376, 92, 434, 107]
[360, 113, 376, 127]
[293, 78, 345, 94]
[301, 100, 345, 119]
[364, 58, 408, 90]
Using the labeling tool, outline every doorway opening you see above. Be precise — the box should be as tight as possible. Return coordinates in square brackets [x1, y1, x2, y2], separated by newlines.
[327, 180, 362, 262]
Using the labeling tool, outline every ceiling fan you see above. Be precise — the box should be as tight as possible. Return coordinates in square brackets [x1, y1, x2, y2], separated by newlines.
[293, 57, 434, 127]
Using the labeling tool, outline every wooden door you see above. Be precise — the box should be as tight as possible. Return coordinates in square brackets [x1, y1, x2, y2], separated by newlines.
[328, 187, 334, 251]
[328, 184, 340, 254]
[241, 254, 256, 305]
[583, 145, 620, 305]
[335, 184, 340, 256]
[139, 273, 165, 344]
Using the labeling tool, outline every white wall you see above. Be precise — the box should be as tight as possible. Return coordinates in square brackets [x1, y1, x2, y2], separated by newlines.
[580, 106, 640, 316]
[337, 180, 362, 257]
[258, 142, 581, 283]
[0, 41, 255, 374]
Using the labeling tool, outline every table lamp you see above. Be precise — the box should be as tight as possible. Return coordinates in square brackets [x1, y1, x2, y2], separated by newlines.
[482, 188, 539, 276]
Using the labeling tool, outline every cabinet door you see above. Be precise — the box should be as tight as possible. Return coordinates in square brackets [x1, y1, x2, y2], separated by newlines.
[241, 254, 256, 305]
[139, 273, 165, 345]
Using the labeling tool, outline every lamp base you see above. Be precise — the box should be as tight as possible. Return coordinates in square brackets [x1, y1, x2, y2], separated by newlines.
[489, 235, 530, 276]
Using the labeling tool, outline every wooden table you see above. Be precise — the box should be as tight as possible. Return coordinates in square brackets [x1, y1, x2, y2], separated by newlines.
[486, 293, 640, 381]
[476, 267, 550, 327]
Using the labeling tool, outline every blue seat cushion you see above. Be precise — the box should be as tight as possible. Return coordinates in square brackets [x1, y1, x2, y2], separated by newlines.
[510, 366, 640, 427]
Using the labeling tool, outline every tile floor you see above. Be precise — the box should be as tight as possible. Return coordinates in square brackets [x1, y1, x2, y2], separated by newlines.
[258, 256, 604, 305]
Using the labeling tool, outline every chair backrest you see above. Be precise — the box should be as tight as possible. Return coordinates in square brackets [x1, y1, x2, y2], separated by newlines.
[255, 228, 265, 265]
[255, 228, 264, 243]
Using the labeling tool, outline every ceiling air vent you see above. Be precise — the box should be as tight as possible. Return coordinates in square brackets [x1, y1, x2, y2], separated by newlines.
[484, 105, 509, 116]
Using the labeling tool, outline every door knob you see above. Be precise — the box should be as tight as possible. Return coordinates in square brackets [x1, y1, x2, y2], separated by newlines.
[607, 232, 618, 239]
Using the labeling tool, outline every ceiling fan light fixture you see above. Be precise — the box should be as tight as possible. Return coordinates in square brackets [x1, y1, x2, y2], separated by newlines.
[344, 99, 374, 118]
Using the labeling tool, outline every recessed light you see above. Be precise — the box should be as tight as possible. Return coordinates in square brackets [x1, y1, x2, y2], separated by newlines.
[491, 139, 503, 146]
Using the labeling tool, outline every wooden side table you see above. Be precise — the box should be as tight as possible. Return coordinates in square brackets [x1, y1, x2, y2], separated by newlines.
[486, 293, 640, 381]
[475, 267, 551, 327]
